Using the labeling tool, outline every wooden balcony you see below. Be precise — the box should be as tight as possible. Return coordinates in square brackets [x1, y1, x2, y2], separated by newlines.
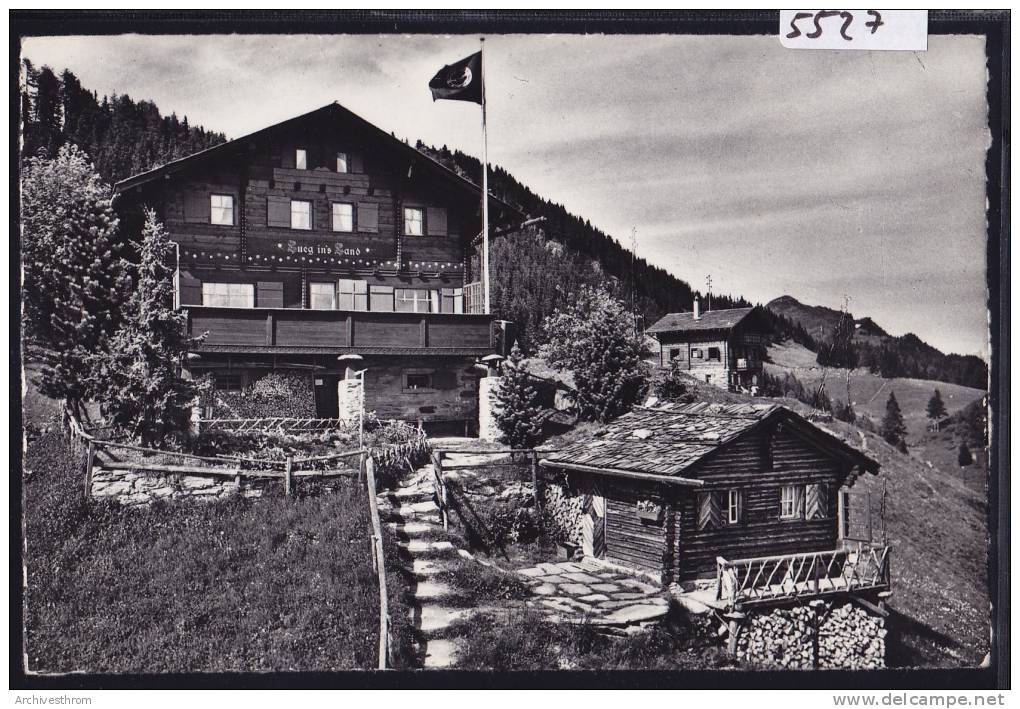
[715, 543, 891, 609]
[185, 305, 497, 356]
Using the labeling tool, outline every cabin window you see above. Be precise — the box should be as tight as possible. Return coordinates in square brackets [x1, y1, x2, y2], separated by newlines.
[369, 285, 395, 312]
[336, 152, 348, 173]
[440, 287, 464, 314]
[404, 372, 432, 391]
[332, 202, 354, 232]
[291, 199, 312, 230]
[309, 282, 336, 310]
[404, 207, 424, 236]
[209, 194, 234, 226]
[213, 373, 244, 392]
[295, 148, 307, 170]
[691, 348, 703, 359]
[708, 347, 721, 361]
[727, 489, 743, 524]
[669, 348, 684, 361]
[202, 282, 254, 308]
[395, 288, 432, 313]
[780, 485, 803, 520]
[338, 279, 368, 311]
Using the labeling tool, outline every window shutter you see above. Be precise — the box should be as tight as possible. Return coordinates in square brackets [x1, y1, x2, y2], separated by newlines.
[179, 274, 203, 305]
[426, 207, 448, 236]
[697, 491, 724, 531]
[256, 281, 284, 308]
[350, 153, 365, 173]
[358, 202, 378, 232]
[806, 483, 828, 520]
[183, 192, 210, 223]
[267, 195, 290, 227]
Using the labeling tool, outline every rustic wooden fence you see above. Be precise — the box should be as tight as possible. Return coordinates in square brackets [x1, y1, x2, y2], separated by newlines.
[64, 412, 428, 670]
[716, 544, 892, 608]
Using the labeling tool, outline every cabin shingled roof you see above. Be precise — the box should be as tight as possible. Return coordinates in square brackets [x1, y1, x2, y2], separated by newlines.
[543, 402, 879, 478]
[645, 307, 756, 335]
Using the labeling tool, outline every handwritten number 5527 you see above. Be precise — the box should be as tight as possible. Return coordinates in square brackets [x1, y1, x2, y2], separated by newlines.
[786, 10, 885, 41]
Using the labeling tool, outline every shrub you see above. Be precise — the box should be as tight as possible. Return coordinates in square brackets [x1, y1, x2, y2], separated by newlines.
[208, 371, 316, 419]
[653, 359, 696, 403]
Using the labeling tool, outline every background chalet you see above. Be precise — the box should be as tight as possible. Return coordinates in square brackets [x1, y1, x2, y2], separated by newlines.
[113, 102, 523, 430]
[646, 303, 770, 392]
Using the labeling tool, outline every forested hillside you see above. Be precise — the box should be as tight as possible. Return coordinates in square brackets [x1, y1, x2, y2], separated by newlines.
[20, 61, 226, 185]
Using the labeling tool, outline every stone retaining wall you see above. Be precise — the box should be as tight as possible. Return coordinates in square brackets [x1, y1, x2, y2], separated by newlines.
[90, 468, 271, 506]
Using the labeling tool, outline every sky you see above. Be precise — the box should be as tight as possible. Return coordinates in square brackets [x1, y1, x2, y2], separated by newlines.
[22, 33, 991, 357]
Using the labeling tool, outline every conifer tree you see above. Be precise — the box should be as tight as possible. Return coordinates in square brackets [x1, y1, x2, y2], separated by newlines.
[926, 389, 947, 421]
[21, 145, 129, 412]
[541, 285, 645, 422]
[91, 210, 203, 446]
[957, 442, 973, 467]
[493, 342, 543, 448]
[880, 391, 907, 446]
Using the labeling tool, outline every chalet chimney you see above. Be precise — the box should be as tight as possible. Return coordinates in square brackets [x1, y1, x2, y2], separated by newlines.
[694, 297, 701, 320]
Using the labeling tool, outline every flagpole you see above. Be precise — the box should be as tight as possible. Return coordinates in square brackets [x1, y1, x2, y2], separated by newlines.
[480, 37, 490, 316]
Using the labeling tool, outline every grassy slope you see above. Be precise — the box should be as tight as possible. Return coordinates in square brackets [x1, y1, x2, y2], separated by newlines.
[767, 342, 986, 439]
[23, 430, 412, 673]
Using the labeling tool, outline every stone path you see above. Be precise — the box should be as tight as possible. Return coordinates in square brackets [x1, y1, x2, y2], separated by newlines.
[378, 448, 674, 668]
[517, 559, 670, 630]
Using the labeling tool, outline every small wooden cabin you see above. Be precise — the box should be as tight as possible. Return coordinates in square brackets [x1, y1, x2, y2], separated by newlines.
[645, 303, 770, 392]
[540, 403, 882, 587]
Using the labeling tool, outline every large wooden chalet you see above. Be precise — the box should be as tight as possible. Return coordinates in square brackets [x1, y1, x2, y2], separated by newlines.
[646, 302, 770, 393]
[541, 403, 890, 607]
[113, 102, 523, 430]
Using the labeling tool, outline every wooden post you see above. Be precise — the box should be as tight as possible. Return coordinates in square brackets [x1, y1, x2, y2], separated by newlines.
[284, 455, 293, 497]
[84, 441, 97, 501]
[531, 451, 543, 531]
[364, 456, 389, 670]
[837, 489, 847, 545]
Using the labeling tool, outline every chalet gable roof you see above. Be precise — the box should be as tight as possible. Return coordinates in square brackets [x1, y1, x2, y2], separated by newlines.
[645, 306, 756, 336]
[543, 403, 879, 480]
[112, 101, 524, 219]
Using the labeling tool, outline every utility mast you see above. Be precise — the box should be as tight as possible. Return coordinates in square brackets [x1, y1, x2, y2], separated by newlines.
[706, 274, 713, 311]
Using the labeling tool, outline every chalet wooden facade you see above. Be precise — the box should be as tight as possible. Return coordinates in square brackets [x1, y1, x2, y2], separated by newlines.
[113, 102, 523, 428]
[646, 303, 770, 392]
[540, 403, 887, 602]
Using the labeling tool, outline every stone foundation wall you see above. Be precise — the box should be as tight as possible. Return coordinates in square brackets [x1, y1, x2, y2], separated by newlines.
[735, 600, 886, 669]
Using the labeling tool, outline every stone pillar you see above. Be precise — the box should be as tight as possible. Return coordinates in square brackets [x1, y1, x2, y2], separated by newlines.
[338, 378, 363, 427]
[478, 375, 502, 442]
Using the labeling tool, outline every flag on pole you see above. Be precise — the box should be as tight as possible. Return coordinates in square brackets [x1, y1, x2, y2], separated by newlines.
[429, 51, 483, 104]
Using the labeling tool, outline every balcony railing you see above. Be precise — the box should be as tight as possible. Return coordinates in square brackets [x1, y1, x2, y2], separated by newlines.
[185, 305, 496, 355]
[716, 543, 891, 608]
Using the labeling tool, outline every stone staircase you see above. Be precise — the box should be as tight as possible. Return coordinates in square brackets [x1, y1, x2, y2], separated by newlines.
[377, 459, 476, 669]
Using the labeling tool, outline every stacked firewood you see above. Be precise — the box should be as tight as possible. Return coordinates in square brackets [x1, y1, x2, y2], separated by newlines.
[542, 483, 585, 547]
[736, 602, 885, 669]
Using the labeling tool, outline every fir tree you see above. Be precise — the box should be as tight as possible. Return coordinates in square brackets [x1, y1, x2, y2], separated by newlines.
[957, 442, 973, 467]
[926, 389, 948, 421]
[880, 391, 907, 446]
[541, 285, 645, 422]
[90, 210, 203, 446]
[21, 144, 129, 412]
[493, 342, 543, 448]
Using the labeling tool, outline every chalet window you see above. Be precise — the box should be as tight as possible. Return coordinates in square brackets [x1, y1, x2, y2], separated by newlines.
[369, 285, 395, 312]
[726, 489, 743, 525]
[780, 485, 804, 520]
[336, 152, 348, 173]
[338, 279, 368, 311]
[441, 288, 464, 314]
[691, 348, 703, 359]
[395, 288, 431, 313]
[669, 348, 684, 361]
[213, 373, 244, 392]
[404, 372, 433, 391]
[295, 148, 307, 170]
[404, 207, 424, 236]
[291, 199, 312, 230]
[209, 194, 234, 226]
[309, 282, 336, 310]
[202, 282, 254, 308]
[332, 202, 354, 232]
[707, 347, 721, 361]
